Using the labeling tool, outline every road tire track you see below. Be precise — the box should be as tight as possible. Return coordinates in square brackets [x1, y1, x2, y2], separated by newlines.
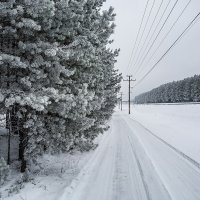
[127, 134, 152, 200]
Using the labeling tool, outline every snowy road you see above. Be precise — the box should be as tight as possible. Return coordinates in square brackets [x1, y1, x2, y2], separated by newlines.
[60, 111, 200, 200]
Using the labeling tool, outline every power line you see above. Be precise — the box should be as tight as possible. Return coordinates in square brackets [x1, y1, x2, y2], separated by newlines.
[128, 0, 156, 73]
[131, 0, 172, 76]
[127, 0, 150, 71]
[141, 0, 192, 73]
[131, 0, 164, 74]
[134, 12, 200, 88]
[134, 0, 179, 76]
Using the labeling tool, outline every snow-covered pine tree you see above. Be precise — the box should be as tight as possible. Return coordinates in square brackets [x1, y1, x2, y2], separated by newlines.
[46, 0, 121, 149]
[191, 75, 200, 102]
[77, 5, 122, 144]
[0, 0, 77, 171]
[134, 75, 200, 104]
[0, 0, 121, 172]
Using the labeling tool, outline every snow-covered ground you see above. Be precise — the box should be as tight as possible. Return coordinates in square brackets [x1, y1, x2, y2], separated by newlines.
[130, 103, 200, 163]
[0, 148, 94, 200]
[1, 104, 200, 200]
[60, 112, 172, 200]
[58, 105, 200, 200]
[123, 114, 200, 200]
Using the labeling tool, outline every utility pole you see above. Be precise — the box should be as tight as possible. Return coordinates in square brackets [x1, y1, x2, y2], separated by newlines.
[124, 75, 136, 114]
[131, 87, 134, 106]
[120, 92, 124, 111]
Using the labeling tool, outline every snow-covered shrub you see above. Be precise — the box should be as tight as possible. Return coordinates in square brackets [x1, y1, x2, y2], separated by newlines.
[7, 169, 32, 195]
[0, 157, 10, 185]
[75, 138, 98, 152]
[21, 169, 32, 183]
[8, 179, 24, 195]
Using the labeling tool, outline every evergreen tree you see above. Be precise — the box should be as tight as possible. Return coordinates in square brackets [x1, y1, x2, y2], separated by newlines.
[135, 75, 200, 104]
[0, 0, 121, 172]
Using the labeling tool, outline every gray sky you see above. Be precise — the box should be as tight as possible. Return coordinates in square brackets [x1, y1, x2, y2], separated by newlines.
[103, 0, 200, 99]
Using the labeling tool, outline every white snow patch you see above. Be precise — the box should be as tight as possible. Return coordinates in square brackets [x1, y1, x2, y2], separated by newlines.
[126, 104, 200, 163]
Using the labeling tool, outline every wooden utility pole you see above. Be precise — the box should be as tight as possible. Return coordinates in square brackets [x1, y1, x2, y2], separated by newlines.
[120, 92, 124, 111]
[124, 75, 136, 114]
[118, 100, 120, 109]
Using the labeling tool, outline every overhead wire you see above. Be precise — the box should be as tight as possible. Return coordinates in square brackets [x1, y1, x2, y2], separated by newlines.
[131, 0, 172, 76]
[131, 0, 164, 74]
[133, 12, 200, 88]
[136, 0, 192, 78]
[126, 0, 150, 72]
[133, 0, 179, 76]
[128, 0, 156, 73]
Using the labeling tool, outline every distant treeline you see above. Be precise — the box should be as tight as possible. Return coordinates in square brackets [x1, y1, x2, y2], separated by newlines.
[135, 75, 200, 104]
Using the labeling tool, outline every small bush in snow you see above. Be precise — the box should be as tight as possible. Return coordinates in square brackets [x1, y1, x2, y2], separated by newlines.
[0, 157, 9, 185]
[7, 169, 33, 195]
[21, 169, 32, 183]
[8, 180, 24, 195]
[75, 139, 98, 152]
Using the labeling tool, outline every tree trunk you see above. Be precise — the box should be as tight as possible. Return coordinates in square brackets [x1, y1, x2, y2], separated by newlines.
[19, 127, 28, 173]
[18, 129, 23, 161]
[6, 110, 11, 165]
[18, 107, 28, 173]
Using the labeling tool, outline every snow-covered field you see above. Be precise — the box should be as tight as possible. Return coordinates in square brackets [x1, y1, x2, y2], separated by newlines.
[130, 103, 200, 163]
[1, 104, 200, 200]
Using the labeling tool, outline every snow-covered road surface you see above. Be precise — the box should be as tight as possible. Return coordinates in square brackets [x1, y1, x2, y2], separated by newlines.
[61, 112, 170, 200]
[124, 115, 200, 200]
[61, 111, 200, 200]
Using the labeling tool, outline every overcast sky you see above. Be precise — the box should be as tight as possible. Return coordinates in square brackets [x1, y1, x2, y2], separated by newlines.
[103, 0, 200, 99]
